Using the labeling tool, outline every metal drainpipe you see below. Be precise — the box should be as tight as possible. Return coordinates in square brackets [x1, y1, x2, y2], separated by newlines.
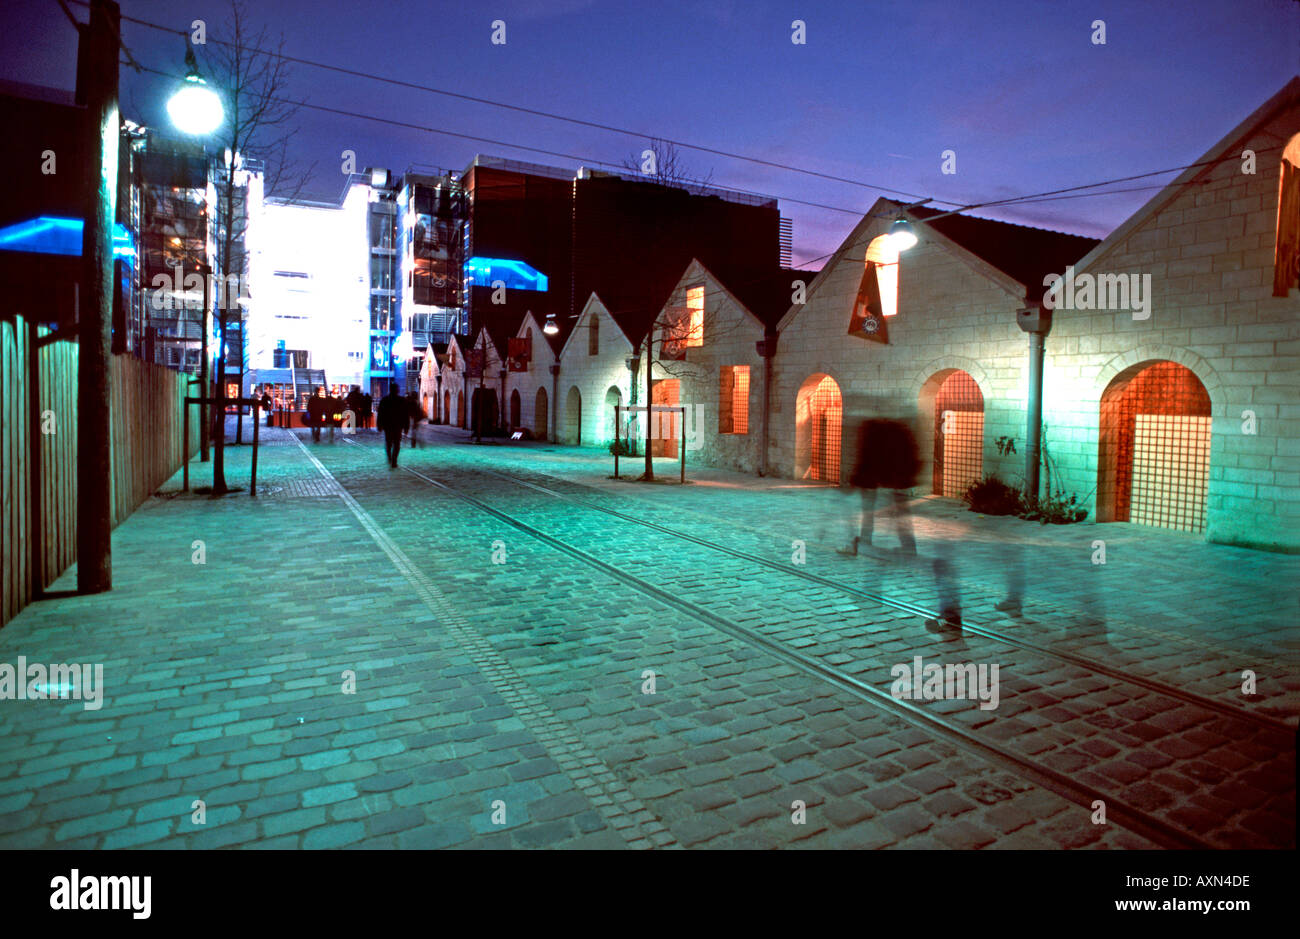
[1016, 300, 1052, 501]
[1025, 331, 1045, 500]
[550, 363, 560, 442]
[758, 332, 776, 476]
[499, 368, 507, 431]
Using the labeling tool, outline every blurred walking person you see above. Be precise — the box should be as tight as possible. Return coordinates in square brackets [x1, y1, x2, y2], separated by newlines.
[838, 417, 919, 558]
[406, 392, 426, 449]
[377, 386, 408, 468]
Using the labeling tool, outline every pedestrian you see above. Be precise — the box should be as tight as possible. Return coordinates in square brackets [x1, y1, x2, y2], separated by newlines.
[325, 389, 345, 442]
[259, 389, 273, 427]
[376, 386, 408, 468]
[406, 392, 426, 449]
[345, 385, 364, 433]
[306, 388, 326, 443]
[361, 392, 373, 430]
[838, 417, 919, 558]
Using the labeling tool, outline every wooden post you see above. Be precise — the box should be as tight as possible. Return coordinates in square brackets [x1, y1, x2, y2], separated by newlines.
[250, 399, 259, 496]
[76, 0, 120, 594]
[183, 397, 190, 491]
[614, 403, 619, 478]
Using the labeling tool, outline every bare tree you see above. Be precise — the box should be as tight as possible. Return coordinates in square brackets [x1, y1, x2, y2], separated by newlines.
[200, 0, 314, 491]
[617, 279, 758, 481]
[622, 139, 715, 196]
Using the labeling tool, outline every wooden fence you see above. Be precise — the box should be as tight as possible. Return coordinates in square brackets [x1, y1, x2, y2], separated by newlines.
[1, 314, 198, 627]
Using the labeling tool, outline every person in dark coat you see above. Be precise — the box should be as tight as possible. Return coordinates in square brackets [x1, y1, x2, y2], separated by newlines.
[376, 386, 408, 467]
[306, 389, 326, 442]
[839, 416, 964, 635]
[325, 390, 345, 441]
[839, 418, 919, 557]
[344, 385, 364, 433]
[361, 392, 373, 430]
[259, 389, 273, 427]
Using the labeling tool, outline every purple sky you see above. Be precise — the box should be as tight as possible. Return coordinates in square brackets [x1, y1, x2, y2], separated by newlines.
[4, 0, 1297, 267]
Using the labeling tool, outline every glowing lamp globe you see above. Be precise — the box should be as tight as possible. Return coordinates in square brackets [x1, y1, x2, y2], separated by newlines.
[542, 314, 559, 335]
[888, 217, 918, 251]
[167, 75, 224, 136]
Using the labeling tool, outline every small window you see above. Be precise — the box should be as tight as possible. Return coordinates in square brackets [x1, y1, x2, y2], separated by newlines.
[719, 365, 750, 435]
[589, 314, 599, 355]
[684, 286, 704, 347]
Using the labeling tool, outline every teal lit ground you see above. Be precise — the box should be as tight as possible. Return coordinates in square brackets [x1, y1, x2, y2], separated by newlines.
[0, 421, 1294, 849]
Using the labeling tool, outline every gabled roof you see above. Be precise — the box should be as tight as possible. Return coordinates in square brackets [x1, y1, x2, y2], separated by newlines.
[559, 292, 634, 360]
[514, 310, 557, 363]
[1074, 75, 1300, 275]
[908, 206, 1098, 301]
[777, 195, 1098, 330]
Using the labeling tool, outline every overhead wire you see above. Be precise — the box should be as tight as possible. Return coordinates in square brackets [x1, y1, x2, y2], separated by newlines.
[68, 0, 1274, 225]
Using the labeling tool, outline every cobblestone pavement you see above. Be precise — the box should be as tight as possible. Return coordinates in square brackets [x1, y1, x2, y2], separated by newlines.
[0, 422, 1291, 849]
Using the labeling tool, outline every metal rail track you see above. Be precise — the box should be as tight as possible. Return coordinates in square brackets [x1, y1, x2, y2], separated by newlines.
[472, 446, 1300, 676]
[477, 466, 1294, 736]
[379, 458, 1214, 850]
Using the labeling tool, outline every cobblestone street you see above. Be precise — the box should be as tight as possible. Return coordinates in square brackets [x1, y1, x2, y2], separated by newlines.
[0, 424, 1294, 850]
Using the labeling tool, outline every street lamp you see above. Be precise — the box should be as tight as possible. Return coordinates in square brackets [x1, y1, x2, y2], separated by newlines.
[166, 47, 223, 136]
[542, 313, 559, 335]
[166, 43, 223, 468]
[888, 216, 918, 251]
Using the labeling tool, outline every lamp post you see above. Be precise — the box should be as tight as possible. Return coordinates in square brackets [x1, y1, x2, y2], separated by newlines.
[167, 43, 226, 481]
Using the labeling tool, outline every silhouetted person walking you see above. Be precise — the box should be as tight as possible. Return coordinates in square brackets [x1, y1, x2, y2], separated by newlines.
[377, 386, 408, 468]
[306, 389, 326, 443]
[839, 418, 919, 557]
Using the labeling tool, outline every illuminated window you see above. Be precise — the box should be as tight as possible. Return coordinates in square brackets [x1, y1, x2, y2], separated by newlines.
[1274, 134, 1300, 297]
[719, 365, 750, 434]
[865, 235, 899, 318]
[684, 286, 704, 346]
[589, 313, 599, 355]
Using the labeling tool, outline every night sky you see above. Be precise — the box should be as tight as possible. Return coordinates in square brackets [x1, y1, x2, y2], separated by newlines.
[3, 0, 1297, 266]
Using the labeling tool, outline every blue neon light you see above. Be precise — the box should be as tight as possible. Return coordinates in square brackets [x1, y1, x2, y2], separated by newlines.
[0, 216, 136, 261]
[463, 256, 548, 292]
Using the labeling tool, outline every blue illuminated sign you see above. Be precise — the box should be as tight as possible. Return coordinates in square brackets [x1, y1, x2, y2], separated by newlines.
[463, 256, 548, 292]
[0, 216, 136, 261]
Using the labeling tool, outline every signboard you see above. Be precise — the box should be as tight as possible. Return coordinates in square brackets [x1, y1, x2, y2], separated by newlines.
[507, 336, 530, 372]
[848, 262, 888, 344]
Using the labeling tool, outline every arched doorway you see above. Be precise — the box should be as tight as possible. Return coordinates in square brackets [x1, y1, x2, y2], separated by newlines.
[443, 390, 450, 425]
[471, 388, 499, 435]
[795, 374, 842, 483]
[1099, 360, 1211, 532]
[456, 391, 465, 428]
[510, 389, 521, 428]
[931, 370, 984, 498]
[604, 386, 622, 444]
[535, 387, 548, 440]
[565, 386, 582, 444]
